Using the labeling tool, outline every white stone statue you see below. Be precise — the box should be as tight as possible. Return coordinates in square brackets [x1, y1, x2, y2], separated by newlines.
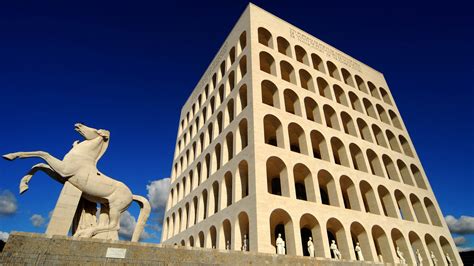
[330, 240, 341, 260]
[3, 123, 151, 242]
[416, 249, 423, 265]
[276, 233, 285, 255]
[242, 234, 248, 251]
[430, 251, 438, 265]
[226, 240, 230, 250]
[307, 236, 315, 257]
[445, 252, 452, 265]
[355, 242, 364, 261]
[396, 246, 406, 264]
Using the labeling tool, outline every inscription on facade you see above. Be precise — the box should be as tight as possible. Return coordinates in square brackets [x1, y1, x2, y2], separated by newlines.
[290, 28, 362, 73]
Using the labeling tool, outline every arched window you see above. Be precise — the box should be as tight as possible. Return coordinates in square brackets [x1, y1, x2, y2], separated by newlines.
[259, 52, 276, 75]
[236, 211, 250, 251]
[318, 170, 339, 206]
[368, 82, 381, 100]
[391, 229, 413, 265]
[357, 119, 373, 142]
[378, 186, 398, 218]
[258, 27, 273, 48]
[277, 37, 292, 57]
[399, 136, 414, 157]
[311, 53, 325, 73]
[331, 137, 349, 167]
[326, 218, 350, 259]
[340, 176, 361, 210]
[269, 209, 295, 255]
[386, 130, 401, 152]
[367, 149, 384, 177]
[317, 77, 332, 99]
[350, 222, 373, 261]
[376, 105, 391, 125]
[288, 123, 308, 154]
[355, 75, 368, 94]
[371, 226, 395, 263]
[410, 194, 429, 224]
[333, 85, 349, 106]
[380, 87, 392, 105]
[238, 119, 248, 151]
[395, 190, 414, 221]
[372, 125, 388, 148]
[411, 165, 427, 189]
[349, 92, 364, 113]
[266, 157, 289, 197]
[284, 89, 301, 116]
[299, 69, 315, 92]
[424, 197, 442, 226]
[327, 61, 341, 80]
[304, 98, 321, 123]
[341, 68, 354, 87]
[349, 143, 368, 172]
[360, 181, 380, 214]
[389, 110, 402, 129]
[425, 234, 443, 264]
[397, 160, 414, 186]
[263, 114, 284, 148]
[310, 130, 330, 161]
[382, 155, 400, 182]
[261, 80, 279, 107]
[363, 98, 378, 119]
[238, 84, 248, 112]
[323, 105, 340, 130]
[293, 164, 316, 202]
[341, 112, 357, 136]
[300, 214, 324, 257]
[239, 160, 249, 198]
[280, 61, 296, 84]
[225, 100, 234, 126]
[238, 55, 247, 80]
[295, 45, 309, 65]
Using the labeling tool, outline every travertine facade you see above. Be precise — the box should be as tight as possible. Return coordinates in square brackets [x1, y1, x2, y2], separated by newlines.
[162, 4, 461, 265]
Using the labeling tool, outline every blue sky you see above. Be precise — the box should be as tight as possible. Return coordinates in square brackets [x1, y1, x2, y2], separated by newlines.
[0, 1, 472, 248]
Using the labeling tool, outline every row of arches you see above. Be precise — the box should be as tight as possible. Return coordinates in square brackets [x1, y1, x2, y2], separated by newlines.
[164, 163, 249, 241]
[259, 52, 404, 133]
[171, 118, 249, 203]
[167, 211, 250, 253]
[174, 83, 248, 163]
[258, 27, 393, 107]
[178, 30, 247, 136]
[265, 158, 440, 226]
[269, 209, 456, 264]
[261, 80, 410, 157]
[263, 114, 425, 189]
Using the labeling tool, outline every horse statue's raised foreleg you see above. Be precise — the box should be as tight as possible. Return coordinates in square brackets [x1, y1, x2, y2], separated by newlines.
[3, 151, 72, 178]
[19, 163, 65, 194]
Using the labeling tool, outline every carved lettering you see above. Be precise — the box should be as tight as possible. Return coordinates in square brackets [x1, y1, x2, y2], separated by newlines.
[290, 28, 362, 73]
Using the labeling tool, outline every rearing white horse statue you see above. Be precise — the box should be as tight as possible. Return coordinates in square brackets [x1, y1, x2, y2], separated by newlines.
[3, 123, 151, 242]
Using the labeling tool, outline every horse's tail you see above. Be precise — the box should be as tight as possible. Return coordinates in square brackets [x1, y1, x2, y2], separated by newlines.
[131, 194, 151, 242]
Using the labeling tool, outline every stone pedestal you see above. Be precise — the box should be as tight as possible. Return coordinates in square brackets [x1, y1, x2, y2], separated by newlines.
[1, 232, 383, 265]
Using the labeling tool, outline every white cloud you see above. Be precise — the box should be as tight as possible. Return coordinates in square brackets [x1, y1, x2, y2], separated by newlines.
[0, 231, 9, 241]
[445, 215, 474, 234]
[458, 246, 474, 252]
[30, 214, 46, 227]
[0, 190, 18, 215]
[453, 236, 466, 246]
[119, 210, 153, 240]
[146, 178, 170, 211]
